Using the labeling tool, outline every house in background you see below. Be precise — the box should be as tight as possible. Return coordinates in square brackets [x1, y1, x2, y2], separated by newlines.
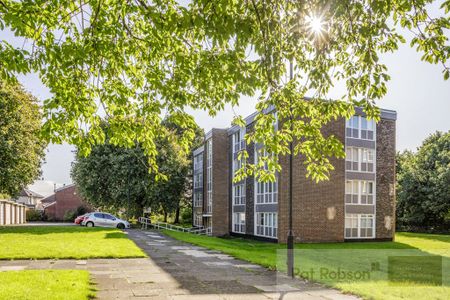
[15, 188, 45, 210]
[192, 106, 397, 243]
[42, 184, 92, 221]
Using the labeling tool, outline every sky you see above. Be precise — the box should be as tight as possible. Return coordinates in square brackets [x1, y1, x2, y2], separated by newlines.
[1, 10, 449, 194]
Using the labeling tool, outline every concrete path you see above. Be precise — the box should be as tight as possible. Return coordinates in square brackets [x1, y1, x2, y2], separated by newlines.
[0, 229, 359, 299]
[126, 229, 359, 300]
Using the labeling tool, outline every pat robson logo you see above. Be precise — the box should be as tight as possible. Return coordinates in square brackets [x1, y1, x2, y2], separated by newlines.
[294, 267, 373, 281]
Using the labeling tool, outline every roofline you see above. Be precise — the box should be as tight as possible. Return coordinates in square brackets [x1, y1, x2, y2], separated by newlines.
[54, 183, 75, 193]
[193, 145, 204, 156]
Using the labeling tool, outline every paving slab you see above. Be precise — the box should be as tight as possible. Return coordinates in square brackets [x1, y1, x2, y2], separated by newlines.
[126, 229, 360, 300]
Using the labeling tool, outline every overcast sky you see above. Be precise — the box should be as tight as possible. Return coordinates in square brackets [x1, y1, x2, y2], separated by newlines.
[2, 12, 449, 190]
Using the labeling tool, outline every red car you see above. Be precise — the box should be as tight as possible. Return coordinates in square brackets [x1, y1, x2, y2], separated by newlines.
[74, 213, 90, 225]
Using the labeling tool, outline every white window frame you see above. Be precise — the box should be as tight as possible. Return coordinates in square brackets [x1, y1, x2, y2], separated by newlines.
[232, 212, 246, 233]
[254, 149, 278, 204]
[345, 180, 375, 205]
[193, 173, 203, 189]
[346, 115, 376, 141]
[255, 212, 277, 238]
[233, 183, 246, 205]
[194, 154, 203, 171]
[193, 192, 203, 207]
[194, 213, 202, 227]
[345, 147, 375, 173]
[232, 128, 246, 154]
[345, 214, 375, 239]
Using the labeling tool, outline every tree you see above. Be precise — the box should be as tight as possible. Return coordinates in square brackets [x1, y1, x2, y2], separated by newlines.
[72, 117, 204, 220]
[1, 1, 449, 182]
[396, 131, 450, 231]
[0, 80, 46, 197]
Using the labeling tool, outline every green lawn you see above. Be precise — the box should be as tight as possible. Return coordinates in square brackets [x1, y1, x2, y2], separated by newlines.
[0, 270, 95, 300]
[164, 231, 450, 300]
[0, 226, 146, 259]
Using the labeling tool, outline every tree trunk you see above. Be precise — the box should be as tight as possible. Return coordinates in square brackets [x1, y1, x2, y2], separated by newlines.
[174, 205, 180, 224]
[163, 211, 168, 222]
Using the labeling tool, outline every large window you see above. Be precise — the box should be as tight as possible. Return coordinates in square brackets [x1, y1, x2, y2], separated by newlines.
[194, 213, 202, 227]
[194, 153, 203, 171]
[345, 180, 375, 205]
[193, 173, 203, 189]
[206, 139, 212, 214]
[233, 184, 246, 205]
[256, 212, 277, 238]
[345, 214, 374, 238]
[346, 116, 375, 141]
[232, 129, 245, 154]
[345, 147, 375, 173]
[193, 192, 203, 207]
[232, 212, 245, 233]
[255, 149, 278, 204]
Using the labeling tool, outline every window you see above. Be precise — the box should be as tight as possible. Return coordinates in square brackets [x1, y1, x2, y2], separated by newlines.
[104, 214, 115, 220]
[346, 147, 375, 173]
[193, 173, 203, 189]
[346, 116, 375, 141]
[345, 214, 374, 238]
[194, 213, 202, 227]
[206, 139, 213, 214]
[345, 180, 375, 205]
[194, 154, 203, 171]
[193, 192, 203, 207]
[255, 149, 278, 204]
[233, 129, 246, 154]
[346, 116, 359, 138]
[232, 212, 245, 233]
[94, 213, 103, 218]
[256, 212, 277, 238]
[233, 184, 246, 205]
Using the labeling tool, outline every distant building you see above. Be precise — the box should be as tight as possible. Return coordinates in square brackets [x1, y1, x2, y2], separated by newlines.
[0, 199, 26, 225]
[42, 184, 92, 221]
[15, 188, 45, 210]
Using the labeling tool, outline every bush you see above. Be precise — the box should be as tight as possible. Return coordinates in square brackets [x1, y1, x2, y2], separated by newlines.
[63, 210, 77, 222]
[26, 209, 42, 222]
[180, 206, 192, 224]
[75, 206, 88, 216]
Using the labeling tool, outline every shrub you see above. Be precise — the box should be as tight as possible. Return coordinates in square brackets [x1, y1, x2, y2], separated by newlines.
[63, 210, 77, 222]
[26, 209, 42, 222]
[75, 206, 88, 216]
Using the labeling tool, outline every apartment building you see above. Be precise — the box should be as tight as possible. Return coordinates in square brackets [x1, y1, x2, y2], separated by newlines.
[192, 107, 396, 242]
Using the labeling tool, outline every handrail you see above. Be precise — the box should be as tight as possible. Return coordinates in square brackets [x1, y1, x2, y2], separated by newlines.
[138, 217, 207, 235]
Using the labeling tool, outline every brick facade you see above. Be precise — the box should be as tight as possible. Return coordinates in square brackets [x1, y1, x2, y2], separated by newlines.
[278, 119, 346, 243]
[193, 107, 396, 243]
[210, 129, 230, 236]
[43, 185, 91, 221]
[376, 119, 396, 240]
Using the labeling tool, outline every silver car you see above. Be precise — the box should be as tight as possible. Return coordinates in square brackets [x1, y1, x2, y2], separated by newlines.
[82, 212, 130, 229]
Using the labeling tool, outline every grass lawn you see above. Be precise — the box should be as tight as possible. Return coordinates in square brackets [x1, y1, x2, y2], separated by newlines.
[0, 270, 95, 300]
[164, 230, 450, 300]
[0, 226, 146, 259]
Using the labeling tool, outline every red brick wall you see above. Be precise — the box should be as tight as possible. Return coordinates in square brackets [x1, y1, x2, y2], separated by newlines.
[46, 185, 91, 221]
[211, 129, 230, 236]
[278, 119, 346, 243]
[376, 119, 396, 240]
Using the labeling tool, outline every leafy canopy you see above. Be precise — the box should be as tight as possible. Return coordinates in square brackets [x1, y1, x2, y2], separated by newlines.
[396, 131, 450, 230]
[0, 80, 46, 197]
[1, 0, 449, 181]
[71, 118, 203, 217]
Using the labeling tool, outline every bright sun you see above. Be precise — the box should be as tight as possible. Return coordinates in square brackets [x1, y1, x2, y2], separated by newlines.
[305, 14, 325, 37]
